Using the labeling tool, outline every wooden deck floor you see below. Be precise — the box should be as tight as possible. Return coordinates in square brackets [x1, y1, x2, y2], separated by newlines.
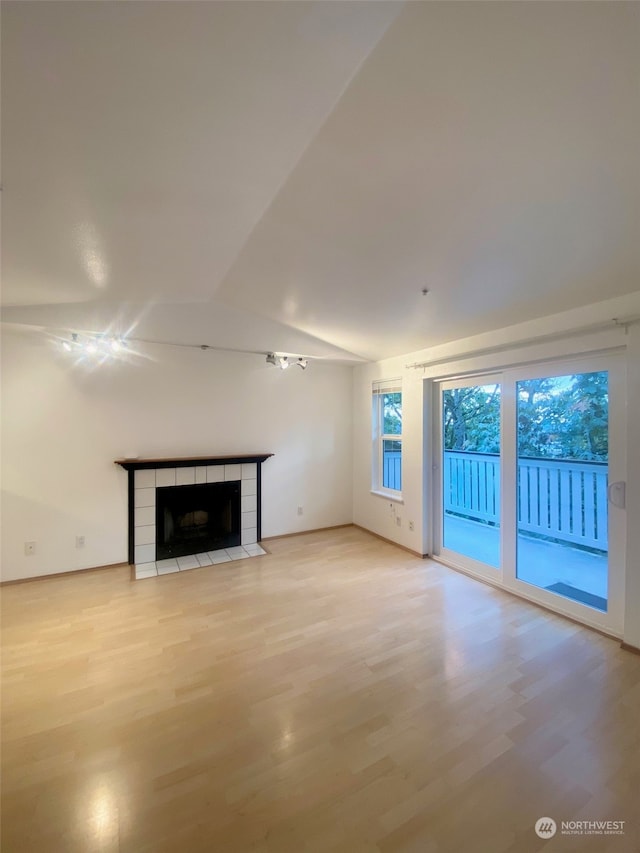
[2, 526, 639, 852]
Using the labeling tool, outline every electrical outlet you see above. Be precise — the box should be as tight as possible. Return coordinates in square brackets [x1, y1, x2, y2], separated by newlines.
[76, 535, 85, 548]
[409, 521, 415, 531]
[24, 541, 36, 556]
[297, 506, 303, 516]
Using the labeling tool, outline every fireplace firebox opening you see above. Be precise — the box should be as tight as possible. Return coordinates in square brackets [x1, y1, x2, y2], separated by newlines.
[156, 481, 241, 560]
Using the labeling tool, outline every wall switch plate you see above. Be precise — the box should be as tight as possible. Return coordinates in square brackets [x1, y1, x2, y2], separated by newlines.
[24, 541, 36, 556]
[396, 516, 401, 526]
[76, 535, 85, 548]
[297, 506, 303, 516]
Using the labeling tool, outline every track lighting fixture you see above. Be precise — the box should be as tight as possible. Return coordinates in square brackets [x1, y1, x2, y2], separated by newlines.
[59, 337, 308, 370]
[266, 352, 309, 371]
[61, 333, 128, 356]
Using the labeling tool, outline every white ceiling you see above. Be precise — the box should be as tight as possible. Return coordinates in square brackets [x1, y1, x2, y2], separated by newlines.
[2, 1, 639, 362]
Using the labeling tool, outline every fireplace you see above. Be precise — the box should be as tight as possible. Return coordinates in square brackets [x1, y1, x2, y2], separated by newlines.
[156, 481, 241, 560]
[115, 454, 273, 569]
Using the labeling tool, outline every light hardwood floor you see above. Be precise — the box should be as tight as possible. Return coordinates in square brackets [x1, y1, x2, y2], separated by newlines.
[2, 527, 639, 853]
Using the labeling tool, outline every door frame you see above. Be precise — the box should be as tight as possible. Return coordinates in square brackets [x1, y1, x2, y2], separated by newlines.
[431, 352, 626, 636]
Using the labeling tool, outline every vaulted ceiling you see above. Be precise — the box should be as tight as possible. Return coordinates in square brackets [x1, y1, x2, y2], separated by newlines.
[2, 1, 639, 362]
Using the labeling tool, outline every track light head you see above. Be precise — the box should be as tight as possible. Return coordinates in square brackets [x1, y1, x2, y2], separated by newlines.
[266, 352, 308, 371]
[62, 332, 128, 357]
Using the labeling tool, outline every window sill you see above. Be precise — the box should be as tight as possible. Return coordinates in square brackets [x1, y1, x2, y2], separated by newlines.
[370, 490, 404, 504]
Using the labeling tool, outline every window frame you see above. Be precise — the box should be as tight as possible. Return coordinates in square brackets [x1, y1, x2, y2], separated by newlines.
[372, 379, 403, 497]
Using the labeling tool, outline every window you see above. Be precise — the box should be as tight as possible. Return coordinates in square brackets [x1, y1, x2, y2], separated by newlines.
[372, 379, 402, 494]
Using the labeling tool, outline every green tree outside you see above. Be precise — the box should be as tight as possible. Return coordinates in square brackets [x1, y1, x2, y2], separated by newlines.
[443, 372, 608, 462]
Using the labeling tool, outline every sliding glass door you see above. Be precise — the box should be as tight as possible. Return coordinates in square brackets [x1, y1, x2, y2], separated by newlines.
[433, 356, 625, 634]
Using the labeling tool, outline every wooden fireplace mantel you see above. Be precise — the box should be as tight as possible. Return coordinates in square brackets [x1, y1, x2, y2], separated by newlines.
[115, 453, 273, 471]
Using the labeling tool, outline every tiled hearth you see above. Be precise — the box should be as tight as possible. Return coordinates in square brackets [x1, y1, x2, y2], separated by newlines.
[115, 454, 273, 582]
[135, 543, 267, 580]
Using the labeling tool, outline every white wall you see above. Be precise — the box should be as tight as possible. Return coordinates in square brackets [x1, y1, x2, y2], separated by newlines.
[353, 293, 640, 647]
[1, 329, 353, 581]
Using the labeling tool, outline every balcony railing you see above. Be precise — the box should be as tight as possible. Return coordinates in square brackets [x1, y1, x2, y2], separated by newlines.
[443, 450, 608, 551]
[383, 449, 402, 491]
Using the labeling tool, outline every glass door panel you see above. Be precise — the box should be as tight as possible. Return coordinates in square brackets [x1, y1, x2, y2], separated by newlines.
[442, 382, 501, 568]
[515, 372, 609, 612]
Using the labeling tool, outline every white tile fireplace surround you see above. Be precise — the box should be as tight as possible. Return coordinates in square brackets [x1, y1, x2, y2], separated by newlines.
[115, 454, 273, 581]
